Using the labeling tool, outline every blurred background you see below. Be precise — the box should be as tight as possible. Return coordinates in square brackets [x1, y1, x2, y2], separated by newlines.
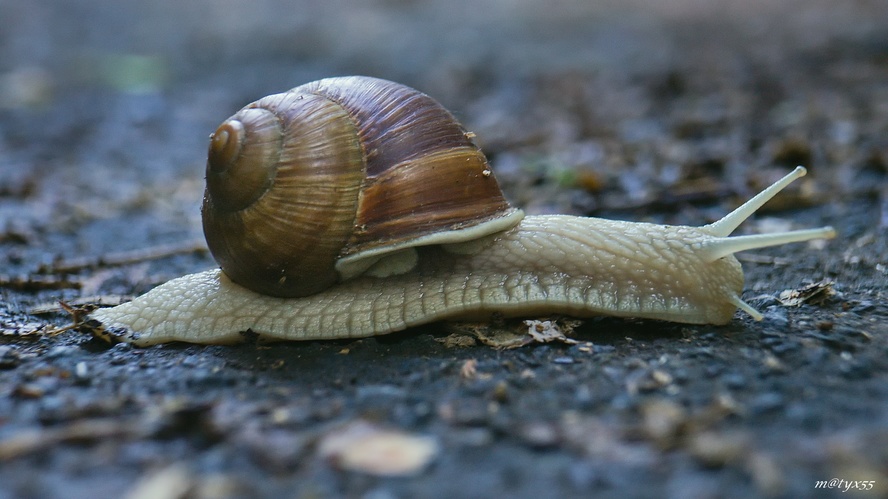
[1, 0, 887, 288]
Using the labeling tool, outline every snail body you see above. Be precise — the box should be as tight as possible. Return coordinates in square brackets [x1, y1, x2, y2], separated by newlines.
[88, 77, 835, 346]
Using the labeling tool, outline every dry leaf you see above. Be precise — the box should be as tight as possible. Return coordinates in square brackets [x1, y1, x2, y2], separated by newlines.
[777, 280, 834, 307]
[446, 318, 582, 349]
[434, 333, 477, 348]
[524, 319, 580, 345]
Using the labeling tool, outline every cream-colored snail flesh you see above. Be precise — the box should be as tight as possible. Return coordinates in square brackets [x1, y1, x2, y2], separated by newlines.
[86, 76, 836, 346]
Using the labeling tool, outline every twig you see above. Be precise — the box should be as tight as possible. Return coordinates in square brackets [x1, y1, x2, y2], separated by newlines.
[0, 418, 145, 461]
[41, 238, 207, 274]
[28, 295, 132, 315]
[0, 274, 83, 291]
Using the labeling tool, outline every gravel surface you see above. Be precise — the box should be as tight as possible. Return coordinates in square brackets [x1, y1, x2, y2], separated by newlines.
[1, 1, 887, 498]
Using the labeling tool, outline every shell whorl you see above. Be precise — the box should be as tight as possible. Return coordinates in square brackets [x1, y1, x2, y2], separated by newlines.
[202, 76, 520, 298]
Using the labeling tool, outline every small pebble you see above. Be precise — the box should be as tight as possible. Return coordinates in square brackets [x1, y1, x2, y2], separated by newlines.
[317, 420, 438, 477]
[491, 381, 509, 403]
[109, 342, 133, 353]
[108, 342, 134, 365]
[785, 403, 817, 428]
[0, 345, 22, 369]
[687, 431, 749, 468]
[839, 359, 872, 380]
[440, 398, 489, 426]
[768, 340, 800, 356]
[74, 361, 90, 385]
[750, 392, 785, 415]
[705, 364, 723, 377]
[720, 373, 746, 389]
[13, 382, 45, 398]
[181, 355, 200, 368]
[836, 326, 871, 342]
[670, 368, 690, 384]
[751, 294, 781, 308]
[804, 331, 846, 350]
[356, 384, 407, 400]
[641, 399, 686, 447]
[573, 385, 593, 407]
[566, 461, 604, 490]
[762, 308, 789, 328]
[688, 347, 715, 358]
[747, 452, 786, 496]
[518, 421, 560, 448]
[651, 369, 673, 386]
[850, 300, 875, 313]
[45, 346, 77, 359]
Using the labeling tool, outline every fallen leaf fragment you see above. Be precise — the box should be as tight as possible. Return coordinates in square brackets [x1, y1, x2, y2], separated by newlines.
[524, 319, 580, 345]
[446, 318, 582, 349]
[317, 420, 438, 476]
[434, 333, 478, 348]
[777, 280, 834, 307]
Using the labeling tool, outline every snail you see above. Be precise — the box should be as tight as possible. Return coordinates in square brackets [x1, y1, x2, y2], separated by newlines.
[86, 76, 836, 346]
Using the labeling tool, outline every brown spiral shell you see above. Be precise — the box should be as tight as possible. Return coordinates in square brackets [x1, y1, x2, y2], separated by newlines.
[202, 76, 522, 297]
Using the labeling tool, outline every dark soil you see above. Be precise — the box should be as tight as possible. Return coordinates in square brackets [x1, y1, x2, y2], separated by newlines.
[2, 1, 887, 498]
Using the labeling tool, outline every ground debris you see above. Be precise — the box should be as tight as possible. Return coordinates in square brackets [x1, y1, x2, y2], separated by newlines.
[459, 358, 479, 380]
[0, 320, 51, 339]
[434, 333, 478, 348]
[0, 345, 22, 368]
[28, 295, 132, 315]
[777, 280, 835, 307]
[0, 418, 144, 461]
[0, 273, 82, 291]
[686, 430, 751, 468]
[639, 399, 687, 449]
[317, 420, 438, 476]
[124, 464, 194, 499]
[525, 319, 581, 344]
[446, 318, 582, 349]
[40, 239, 207, 274]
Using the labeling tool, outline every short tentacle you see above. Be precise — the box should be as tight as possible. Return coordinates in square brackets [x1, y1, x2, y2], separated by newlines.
[727, 294, 765, 321]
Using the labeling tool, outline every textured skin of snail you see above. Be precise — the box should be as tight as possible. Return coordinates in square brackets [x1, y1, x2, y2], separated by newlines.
[91, 217, 741, 345]
[86, 77, 836, 346]
[89, 167, 834, 346]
